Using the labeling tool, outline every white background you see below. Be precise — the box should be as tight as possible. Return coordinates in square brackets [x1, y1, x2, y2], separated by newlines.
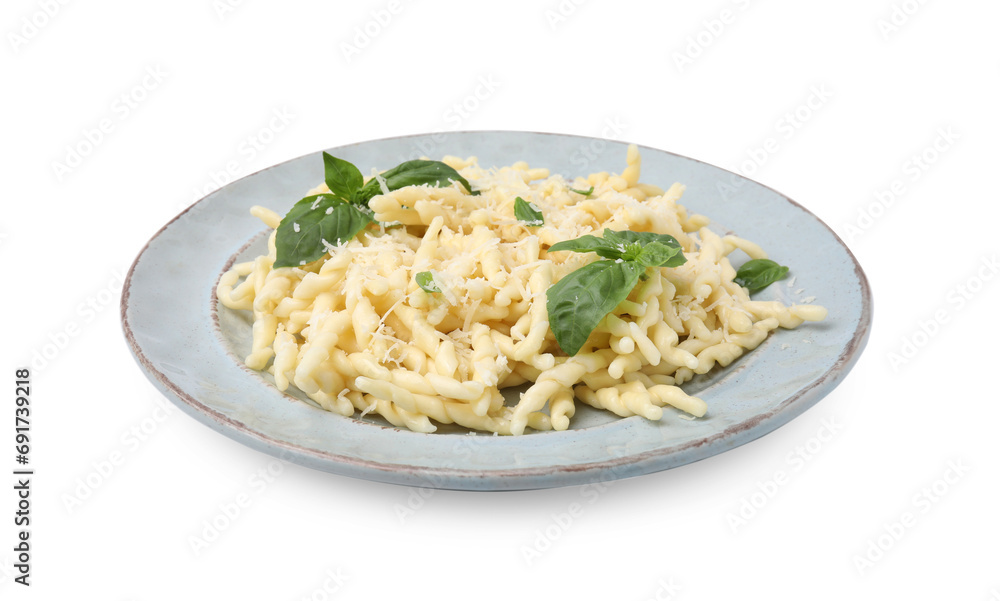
[3, 0, 999, 598]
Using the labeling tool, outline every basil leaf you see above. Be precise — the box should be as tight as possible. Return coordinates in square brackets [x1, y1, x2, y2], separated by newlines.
[546, 260, 643, 356]
[548, 230, 688, 266]
[548, 235, 612, 255]
[273, 194, 373, 268]
[548, 235, 627, 261]
[415, 271, 441, 293]
[514, 197, 544, 226]
[604, 229, 682, 250]
[604, 229, 686, 267]
[322, 153, 364, 203]
[544, 229, 689, 354]
[735, 258, 789, 291]
[569, 186, 594, 196]
[636, 241, 685, 268]
[358, 160, 476, 203]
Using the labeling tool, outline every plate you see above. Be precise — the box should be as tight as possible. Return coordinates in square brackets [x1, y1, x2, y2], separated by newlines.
[121, 131, 872, 491]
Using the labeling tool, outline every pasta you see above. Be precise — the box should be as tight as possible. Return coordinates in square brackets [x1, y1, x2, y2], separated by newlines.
[216, 145, 827, 435]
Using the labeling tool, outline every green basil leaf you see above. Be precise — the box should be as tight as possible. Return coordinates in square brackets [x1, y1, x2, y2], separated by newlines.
[735, 258, 789, 291]
[546, 260, 643, 356]
[636, 241, 685, 268]
[604, 229, 682, 249]
[548, 230, 688, 266]
[622, 243, 645, 262]
[358, 160, 477, 203]
[604, 229, 686, 267]
[548, 235, 626, 261]
[514, 197, 544, 226]
[273, 194, 373, 268]
[322, 153, 364, 203]
[415, 271, 441, 294]
[569, 186, 594, 196]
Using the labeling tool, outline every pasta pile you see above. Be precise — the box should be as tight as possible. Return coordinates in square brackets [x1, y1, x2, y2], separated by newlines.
[216, 146, 826, 435]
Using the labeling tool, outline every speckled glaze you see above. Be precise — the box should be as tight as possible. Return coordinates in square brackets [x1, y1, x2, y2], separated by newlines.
[120, 131, 872, 491]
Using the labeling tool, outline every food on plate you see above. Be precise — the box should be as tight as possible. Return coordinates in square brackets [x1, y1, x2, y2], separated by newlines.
[216, 145, 826, 434]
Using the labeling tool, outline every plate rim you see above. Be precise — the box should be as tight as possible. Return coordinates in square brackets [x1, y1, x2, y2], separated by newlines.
[120, 129, 873, 489]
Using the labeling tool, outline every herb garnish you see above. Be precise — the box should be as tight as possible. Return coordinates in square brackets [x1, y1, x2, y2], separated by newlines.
[734, 259, 789, 291]
[415, 271, 441, 294]
[273, 153, 476, 268]
[514, 197, 544, 226]
[545, 229, 686, 355]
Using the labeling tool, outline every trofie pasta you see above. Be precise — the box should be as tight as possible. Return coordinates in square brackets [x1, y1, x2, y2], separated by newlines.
[216, 145, 827, 435]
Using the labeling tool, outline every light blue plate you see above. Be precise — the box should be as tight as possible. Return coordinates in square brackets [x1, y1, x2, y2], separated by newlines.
[121, 131, 872, 491]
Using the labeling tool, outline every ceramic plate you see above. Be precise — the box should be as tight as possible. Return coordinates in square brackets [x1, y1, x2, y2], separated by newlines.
[121, 131, 872, 491]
